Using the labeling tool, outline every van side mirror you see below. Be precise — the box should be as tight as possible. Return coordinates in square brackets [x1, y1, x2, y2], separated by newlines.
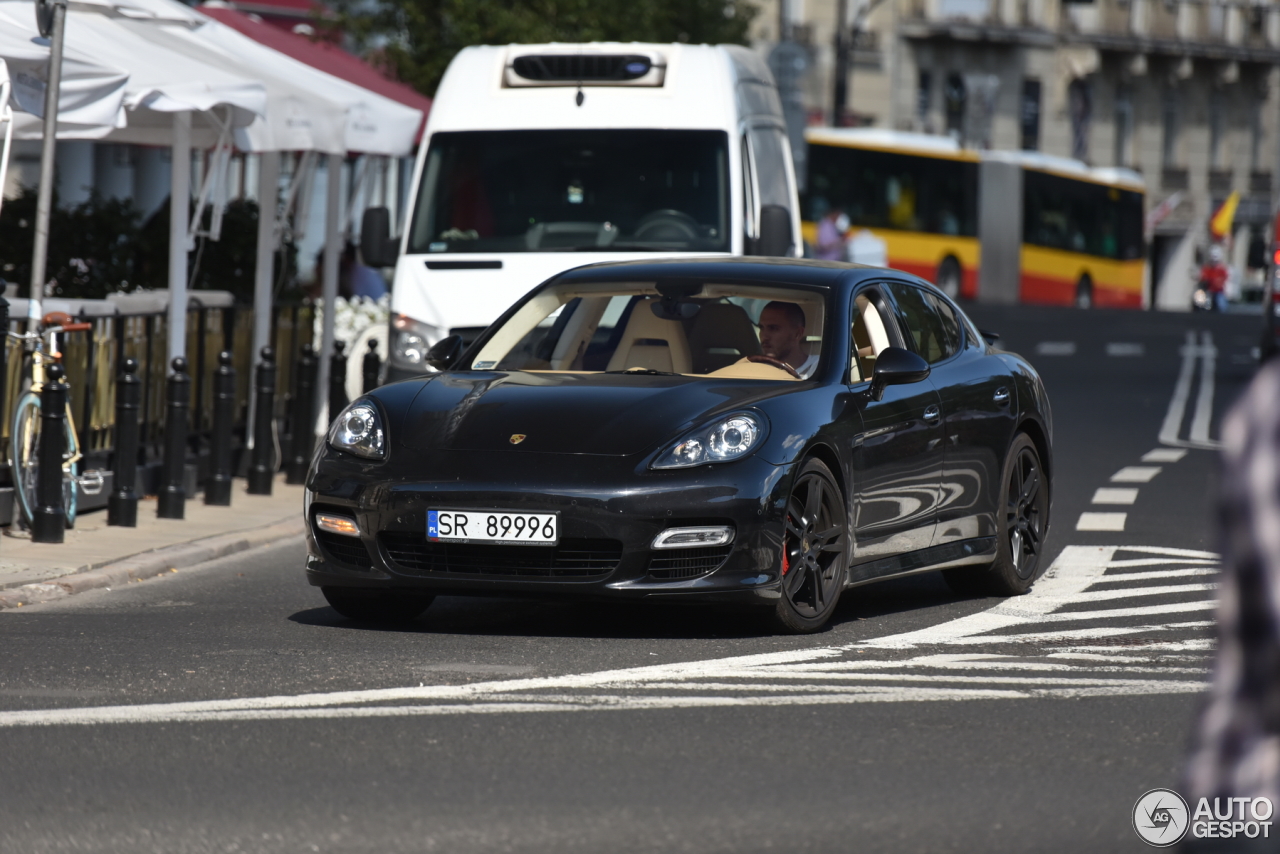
[868, 347, 930, 401]
[426, 335, 463, 371]
[360, 207, 400, 268]
[755, 204, 793, 257]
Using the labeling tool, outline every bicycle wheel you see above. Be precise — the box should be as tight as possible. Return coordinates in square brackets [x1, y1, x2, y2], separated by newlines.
[10, 392, 78, 530]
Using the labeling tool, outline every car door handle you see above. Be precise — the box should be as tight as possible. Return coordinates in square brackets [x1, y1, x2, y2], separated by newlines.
[993, 387, 1010, 407]
[923, 404, 941, 424]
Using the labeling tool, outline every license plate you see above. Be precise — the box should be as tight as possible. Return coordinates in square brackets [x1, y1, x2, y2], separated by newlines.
[427, 509, 558, 546]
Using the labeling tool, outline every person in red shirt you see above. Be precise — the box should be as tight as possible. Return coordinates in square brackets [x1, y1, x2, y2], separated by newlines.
[1199, 244, 1229, 312]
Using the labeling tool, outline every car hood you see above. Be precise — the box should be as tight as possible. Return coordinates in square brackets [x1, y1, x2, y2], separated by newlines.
[397, 371, 795, 456]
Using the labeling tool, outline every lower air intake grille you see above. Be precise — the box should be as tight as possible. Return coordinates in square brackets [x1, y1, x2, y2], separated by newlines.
[316, 531, 374, 570]
[648, 545, 734, 580]
[379, 533, 622, 577]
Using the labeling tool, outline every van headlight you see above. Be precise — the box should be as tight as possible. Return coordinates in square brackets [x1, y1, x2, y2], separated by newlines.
[327, 402, 385, 459]
[390, 313, 437, 369]
[652, 412, 766, 469]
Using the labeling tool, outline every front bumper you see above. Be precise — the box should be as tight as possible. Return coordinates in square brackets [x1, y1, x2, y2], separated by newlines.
[304, 447, 791, 604]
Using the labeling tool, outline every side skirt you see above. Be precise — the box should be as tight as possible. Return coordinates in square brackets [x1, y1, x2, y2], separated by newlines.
[845, 537, 997, 589]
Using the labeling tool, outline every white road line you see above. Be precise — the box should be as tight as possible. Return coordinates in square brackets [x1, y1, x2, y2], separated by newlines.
[1110, 546, 1219, 559]
[1052, 583, 1216, 602]
[1111, 466, 1162, 483]
[1142, 448, 1188, 463]
[1107, 342, 1145, 357]
[1036, 342, 1076, 356]
[1190, 331, 1217, 444]
[1092, 488, 1138, 505]
[1077, 512, 1126, 531]
[1104, 557, 1218, 568]
[1160, 330, 1198, 446]
[1051, 640, 1215, 653]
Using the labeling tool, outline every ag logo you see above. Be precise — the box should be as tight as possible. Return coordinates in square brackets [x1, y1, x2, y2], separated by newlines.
[1133, 788, 1190, 847]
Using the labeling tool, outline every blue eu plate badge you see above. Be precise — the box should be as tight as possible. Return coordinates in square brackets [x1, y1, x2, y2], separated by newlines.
[427, 510, 440, 540]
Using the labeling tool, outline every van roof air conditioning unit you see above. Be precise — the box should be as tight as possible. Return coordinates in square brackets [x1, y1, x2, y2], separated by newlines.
[504, 51, 667, 88]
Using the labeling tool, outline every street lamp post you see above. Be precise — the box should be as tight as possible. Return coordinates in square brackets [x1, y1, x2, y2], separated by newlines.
[832, 0, 890, 127]
[29, 0, 67, 309]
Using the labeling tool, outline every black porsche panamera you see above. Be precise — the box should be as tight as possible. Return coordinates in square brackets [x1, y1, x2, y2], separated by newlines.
[305, 258, 1052, 633]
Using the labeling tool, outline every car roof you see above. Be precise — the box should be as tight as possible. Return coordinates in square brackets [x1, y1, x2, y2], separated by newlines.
[551, 257, 917, 290]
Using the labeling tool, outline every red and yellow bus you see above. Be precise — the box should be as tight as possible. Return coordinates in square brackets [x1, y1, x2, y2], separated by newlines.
[801, 128, 1147, 308]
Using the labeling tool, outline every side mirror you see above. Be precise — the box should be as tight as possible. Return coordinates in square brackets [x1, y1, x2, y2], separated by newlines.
[979, 329, 1001, 347]
[754, 204, 794, 257]
[868, 346, 930, 401]
[360, 207, 400, 268]
[426, 335, 463, 371]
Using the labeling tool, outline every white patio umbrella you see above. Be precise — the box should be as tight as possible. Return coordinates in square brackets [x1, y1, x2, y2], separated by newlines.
[0, 0, 267, 364]
[0, 7, 129, 140]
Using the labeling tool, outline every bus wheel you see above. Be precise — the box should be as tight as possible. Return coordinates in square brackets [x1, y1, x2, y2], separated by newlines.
[1075, 275, 1094, 309]
[936, 257, 962, 299]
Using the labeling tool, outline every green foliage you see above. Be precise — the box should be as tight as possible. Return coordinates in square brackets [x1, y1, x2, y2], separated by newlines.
[0, 189, 297, 303]
[335, 0, 759, 97]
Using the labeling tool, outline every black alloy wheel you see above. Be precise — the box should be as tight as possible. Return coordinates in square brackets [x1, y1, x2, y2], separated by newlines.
[321, 587, 435, 623]
[773, 457, 848, 633]
[943, 433, 1048, 596]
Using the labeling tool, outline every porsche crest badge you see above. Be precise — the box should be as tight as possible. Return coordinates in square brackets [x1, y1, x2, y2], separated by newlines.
[509, 434, 527, 445]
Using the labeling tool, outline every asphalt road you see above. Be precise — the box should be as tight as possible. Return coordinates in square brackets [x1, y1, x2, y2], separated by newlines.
[0, 305, 1264, 854]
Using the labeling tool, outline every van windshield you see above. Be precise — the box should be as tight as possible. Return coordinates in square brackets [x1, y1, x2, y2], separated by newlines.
[408, 130, 730, 254]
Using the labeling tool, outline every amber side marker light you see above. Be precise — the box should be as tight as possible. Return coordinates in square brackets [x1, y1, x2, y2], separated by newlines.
[315, 514, 360, 537]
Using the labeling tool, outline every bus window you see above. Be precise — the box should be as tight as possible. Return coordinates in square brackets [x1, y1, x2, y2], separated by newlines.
[1022, 169, 1143, 261]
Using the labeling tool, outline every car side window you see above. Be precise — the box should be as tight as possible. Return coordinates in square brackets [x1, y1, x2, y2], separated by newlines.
[924, 291, 965, 353]
[885, 283, 959, 365]
[849, 290, 892, 383]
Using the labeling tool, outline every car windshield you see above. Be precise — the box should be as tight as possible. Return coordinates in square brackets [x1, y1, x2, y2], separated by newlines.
[407, 130, 730, 254]
[468, 281, 826, 381]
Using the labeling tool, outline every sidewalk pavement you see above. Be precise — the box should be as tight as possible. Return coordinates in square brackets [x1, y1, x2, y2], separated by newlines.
[0, 475, 306, 609]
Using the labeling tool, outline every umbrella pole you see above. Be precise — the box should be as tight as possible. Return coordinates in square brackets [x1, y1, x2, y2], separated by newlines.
[29, 0, 67, 312]
[316, 152, 341, 435]
[168, 110, 191, 363]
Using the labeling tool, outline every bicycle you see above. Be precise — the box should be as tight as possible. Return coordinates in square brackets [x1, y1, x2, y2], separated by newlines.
[8, 310, 105, 530]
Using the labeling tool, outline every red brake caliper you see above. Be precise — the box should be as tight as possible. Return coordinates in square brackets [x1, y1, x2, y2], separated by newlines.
[781, 522, 791, 576]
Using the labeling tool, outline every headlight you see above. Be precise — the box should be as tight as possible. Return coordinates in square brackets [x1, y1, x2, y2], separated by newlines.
[390, 313, 438, 369]
[652, 412, 766, 469]
[327, 402, 386, 459]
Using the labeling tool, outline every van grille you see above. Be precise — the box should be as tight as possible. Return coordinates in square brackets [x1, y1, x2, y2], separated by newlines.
[379, 533, 622, 578]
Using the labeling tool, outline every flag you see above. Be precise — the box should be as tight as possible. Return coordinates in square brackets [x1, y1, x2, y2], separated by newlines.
[1209, 191, 1240, 240]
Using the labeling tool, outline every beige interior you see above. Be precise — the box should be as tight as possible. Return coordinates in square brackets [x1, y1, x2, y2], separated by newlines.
[604, 298, 694, 373]
[851, 294, 892, 382]
[705, 357, 799, 380]
[687, 302, 762, 373]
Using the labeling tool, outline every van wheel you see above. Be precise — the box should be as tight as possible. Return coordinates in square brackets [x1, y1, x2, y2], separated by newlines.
[936, 257, 962, 299]
[1075, 275, 1094, 309]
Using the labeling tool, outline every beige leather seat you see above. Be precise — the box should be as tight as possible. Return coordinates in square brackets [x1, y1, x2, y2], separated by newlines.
[687, 302, 762, 373]
[605, 298, 693, 373]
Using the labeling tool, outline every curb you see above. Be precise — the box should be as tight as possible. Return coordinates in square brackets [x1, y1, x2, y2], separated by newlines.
[0, 516, 306, 610]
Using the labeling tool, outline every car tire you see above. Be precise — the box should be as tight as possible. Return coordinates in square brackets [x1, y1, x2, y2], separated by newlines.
[936, 256, 962, 299]
[772, 457, 849, 634]
[942, 433, 1049, 596]
[321, 587, 435, 623]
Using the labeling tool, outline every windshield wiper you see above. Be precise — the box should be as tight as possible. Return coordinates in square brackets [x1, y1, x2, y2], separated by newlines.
[604, 368, 680, 376]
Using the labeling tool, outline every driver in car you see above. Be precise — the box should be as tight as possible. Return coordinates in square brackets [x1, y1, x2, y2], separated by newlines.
[758, 301, 819, 379]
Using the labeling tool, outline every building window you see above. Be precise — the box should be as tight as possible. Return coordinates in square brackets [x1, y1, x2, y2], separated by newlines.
[1021, 78, 1041, 151]
[1161, 88, 1179, 168]
[917, 70, 932, 133]
[1068, 78, 1092, 162]
[944, 73, 966, 141]
[1114, 85, 1132, 167]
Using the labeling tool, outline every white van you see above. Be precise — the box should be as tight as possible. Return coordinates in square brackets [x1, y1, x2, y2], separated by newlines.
[361, 42, 802, 382]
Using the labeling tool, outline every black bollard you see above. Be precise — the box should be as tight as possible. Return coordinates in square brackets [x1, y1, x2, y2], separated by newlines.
[362, 338, 380, 394]
[328, 340, 349, 426]
[107, 358, 141, 527]
[285, 344, 317, 484]
[32, 363, 68, 543]
[157, 357, 190, 519]
[247, 346, 276, 495]
[205, 351, 235, 506]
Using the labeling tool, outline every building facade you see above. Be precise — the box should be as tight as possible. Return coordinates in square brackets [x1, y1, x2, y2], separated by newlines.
[752, 0, 1280, 307]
